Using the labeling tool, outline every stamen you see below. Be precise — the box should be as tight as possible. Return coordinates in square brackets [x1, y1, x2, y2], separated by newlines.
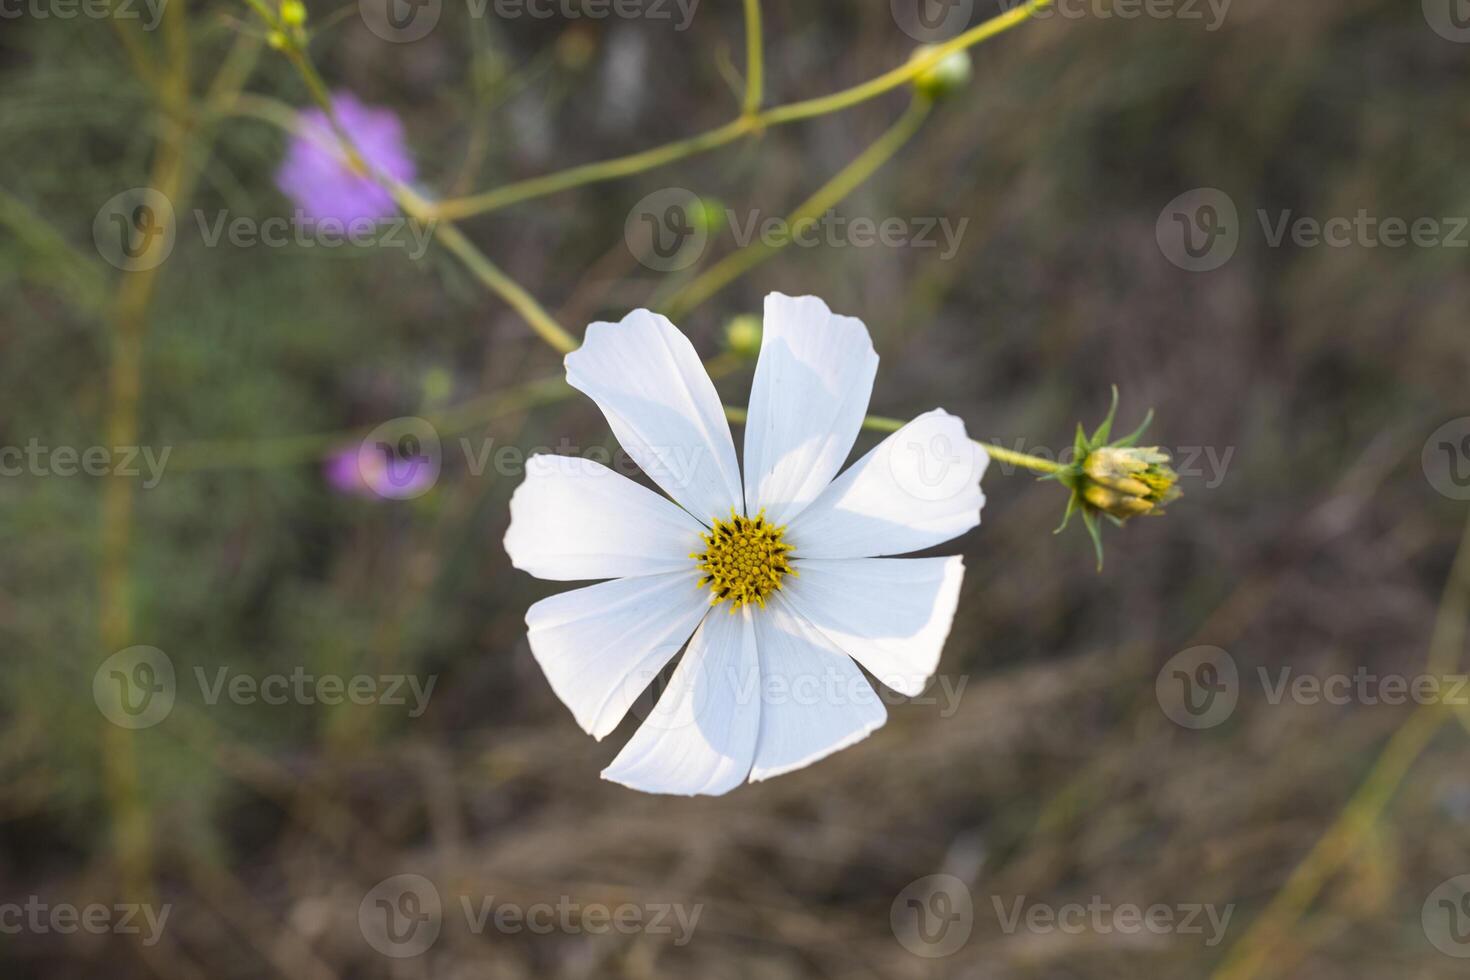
[690, 507, 796, 612]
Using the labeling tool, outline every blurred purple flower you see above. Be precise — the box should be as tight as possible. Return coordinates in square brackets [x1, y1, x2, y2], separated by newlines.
[276, 92, 415, 224]
[323, 442, 435, 500]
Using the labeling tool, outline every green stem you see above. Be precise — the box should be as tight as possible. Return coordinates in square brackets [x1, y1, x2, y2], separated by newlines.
[742, 0, 763, 116]
[429, 0, 1053, 220]
[664, 95, 931, 319]
[425, 213, 579, 354]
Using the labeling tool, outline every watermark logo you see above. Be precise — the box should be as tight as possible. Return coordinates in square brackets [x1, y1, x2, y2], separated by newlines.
[1424, 0, 1470, 42]
[194, 210, 436, 259]
[891, 0, 974, 42]
[1156, 187, 1238, 272]
[358, 417, 442, 499]
[0, 898, 171, 946]
[1423, 875, 1470, 957]
[360, 874, 443, 958]
[624, 187, 709, 272]
[1424, 418, 1470, 501]
[1160, 188, 1470, 270]
[0, 0, 167, 30]
[359, 876, 701, 956]
[94, 188, 176, 272]
[361, 0, 697, 44]
[991, 895, 1233, 946]
[1159, 646, 1470, 729]
[95, 648, 437, 727]
[359, 0, 441, 42]
[1156, 645, 1238, 730]
[998, 0, 1231, 30]
[889, 413, 983, 502]
[891, 874, 973, 957]
[94, 646, 176, 730]
[0, 440, 171, 487]
[625, 189, 968, 271]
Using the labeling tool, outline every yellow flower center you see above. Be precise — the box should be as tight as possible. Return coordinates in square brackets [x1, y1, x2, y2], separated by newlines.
[692, 509, 795, 611]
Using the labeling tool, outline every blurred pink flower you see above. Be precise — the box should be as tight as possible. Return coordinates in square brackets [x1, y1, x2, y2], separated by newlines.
[323, 442, 436, 500]
[276, 92, 415, 223]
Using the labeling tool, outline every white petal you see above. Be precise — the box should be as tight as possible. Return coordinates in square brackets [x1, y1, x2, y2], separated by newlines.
[785, 410, 987, 559]
[525, 573, 709, 740]
[749, 597, 887, 782]
[742, 293, 878, 526]
[566, 310, 743, 523]
[602, 607, 760, 796]
[781, 557, 965, 697]
[504, 454, 705, 581]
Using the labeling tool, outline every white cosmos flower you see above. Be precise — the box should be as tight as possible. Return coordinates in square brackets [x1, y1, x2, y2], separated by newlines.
[504, 293, 988, 796]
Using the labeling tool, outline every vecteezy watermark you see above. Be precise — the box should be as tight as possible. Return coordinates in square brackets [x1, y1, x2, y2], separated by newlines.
[890, 875, 974, 958]
[0, 0, 166, 30]
[1155, 187, 1239, 272]
[352, 417, 443, 500]
[998, 0, 1230, 30]
[893, 0, 1228, 41]
[1158, 187, 1470, 271]
[624, 663, 971, 733]
[983, 438, 1234, 489]
[93, 189, 437, 271]
[360, 0, 697, 44]
[1424, 875, 1470, 958]
[1424, 0, 1470, 43]
[94, 647, 437, 730]
[193, 210, 436, 260]
[94, 188, 177, 272]
[1423, 418, 1470, 501]
[889, 412, 987, 503]
[623, 188, 968, 272]
[94, 646, 177, 730]
[358, 875, 702, 958]
[0, 440, 171, 488]
[1156, 646, 1240, 730]
[1157, 646, 1470, 730]
[333, 416, 726, 500]
[990, 895, 1234, 947]
[0, 898, 171, 946]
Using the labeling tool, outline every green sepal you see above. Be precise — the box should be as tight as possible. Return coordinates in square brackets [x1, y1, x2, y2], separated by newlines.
[1089, 385, 1120, 447]
[1081, 507, 1105, 571]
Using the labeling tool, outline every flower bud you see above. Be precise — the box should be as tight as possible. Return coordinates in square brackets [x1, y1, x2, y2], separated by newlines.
[911, 47, 972, 99]
[280, 0, 306, 26]
[1081, 446, 1181, 519]
[725, 314, 762, 358]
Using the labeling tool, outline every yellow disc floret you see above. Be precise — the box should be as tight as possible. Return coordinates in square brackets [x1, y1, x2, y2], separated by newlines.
[692, 508, 795, 611]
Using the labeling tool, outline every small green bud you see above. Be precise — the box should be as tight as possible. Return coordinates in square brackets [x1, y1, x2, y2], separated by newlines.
[1051, 387, 1181, 570]
[266, 29, 289, 50]
[422, 367, 453, 407]
[725, 314, 762, 358]
[911, 47, 972, 99]
[280, 0, 306, 26]
[693, 197, 727, 234]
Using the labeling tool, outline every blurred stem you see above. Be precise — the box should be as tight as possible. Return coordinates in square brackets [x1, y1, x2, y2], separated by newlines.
[742, 0, 763, 116]
[1209, 507, 1470, 980]
[416, 203, 578, 353]
[100, 2, 262, 900]
[100, 0, 196, 901]
[429, 0, 1052, 220]
[663, 95, 932, 319]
